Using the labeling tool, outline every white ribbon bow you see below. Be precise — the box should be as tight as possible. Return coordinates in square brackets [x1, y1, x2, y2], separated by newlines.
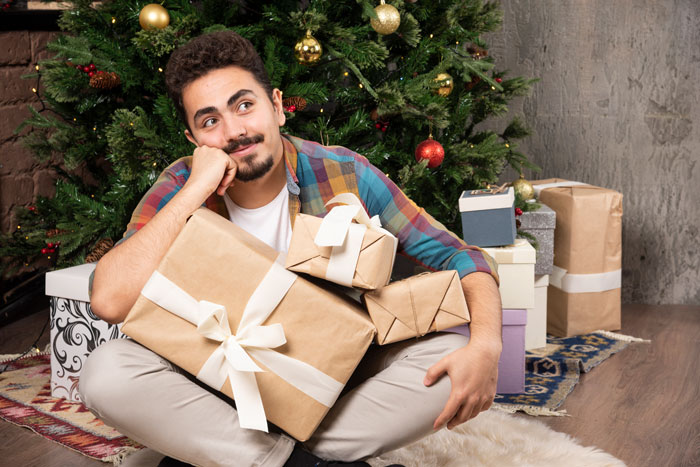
[140, 257, 344, 432]
[314, 193, 398, 287]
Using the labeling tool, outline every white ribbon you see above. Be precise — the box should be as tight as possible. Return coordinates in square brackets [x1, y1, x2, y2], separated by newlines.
[533, 181, 588, 197]
[314, 193, 398, 287]
[140, 258, 344, 432]
[550, 265, 621, 293]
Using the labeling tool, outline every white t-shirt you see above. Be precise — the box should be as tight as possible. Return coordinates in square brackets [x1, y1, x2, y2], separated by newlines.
[223, 186, 293, 253]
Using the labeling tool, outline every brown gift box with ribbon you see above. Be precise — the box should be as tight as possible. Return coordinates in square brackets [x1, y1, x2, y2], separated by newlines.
[285, 194, 397, 290]
[121, 208, 376, 441]
[362, 270, 470, 345]
[531, 179, 623, 337]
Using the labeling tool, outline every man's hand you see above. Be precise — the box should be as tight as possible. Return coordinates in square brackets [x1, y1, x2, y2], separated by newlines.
[423, 340, 500, 430]
[186, 145, 238, 198]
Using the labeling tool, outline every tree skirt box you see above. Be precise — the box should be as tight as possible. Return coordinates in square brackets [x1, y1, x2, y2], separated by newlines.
[45, 263, 126, 402]
[445, 308, 526, 394]
[482, 239, 536, 309]
[459, 187, 516, 247]
[518, 203, 556, 275]
[525, 274, 549, 350]
[532, 179, 623, 337]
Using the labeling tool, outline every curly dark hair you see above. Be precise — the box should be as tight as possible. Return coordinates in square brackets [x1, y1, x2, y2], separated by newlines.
[165, 30, 273, 131]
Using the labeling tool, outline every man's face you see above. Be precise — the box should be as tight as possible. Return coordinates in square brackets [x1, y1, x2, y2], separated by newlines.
[182, 66, 286, 182]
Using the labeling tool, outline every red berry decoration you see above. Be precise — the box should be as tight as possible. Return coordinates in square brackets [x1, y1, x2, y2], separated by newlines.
[28, 206, 36, 212]
[89, 63, 96, 71]
[47, 242, 54, 248]
[495, 77, 503, 83]
[514, 207, 523, 216]
[41, 248, 48, 254]
[88, 71, 95, 77]
[415, 137, 445, 169]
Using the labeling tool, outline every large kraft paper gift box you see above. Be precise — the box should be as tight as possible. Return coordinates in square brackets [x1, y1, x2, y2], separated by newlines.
[532, 179, 623, 337]
[121, 208, 376, 441]
[362, 270, 470, 345]
[285, 194, 397, 290]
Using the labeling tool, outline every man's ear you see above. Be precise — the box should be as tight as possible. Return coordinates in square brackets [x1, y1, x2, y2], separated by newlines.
[272, 89, 286, 127]
[184, 129, 198, 146]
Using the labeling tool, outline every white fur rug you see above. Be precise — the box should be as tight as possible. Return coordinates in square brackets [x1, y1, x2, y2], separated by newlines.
[367, 408, 625, 467]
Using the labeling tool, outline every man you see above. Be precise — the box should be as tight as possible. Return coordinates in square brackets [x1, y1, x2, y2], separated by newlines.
[80, 30, 502, 467]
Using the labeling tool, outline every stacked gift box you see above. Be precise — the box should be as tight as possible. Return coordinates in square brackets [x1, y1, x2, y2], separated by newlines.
[532, 179, 623, 337]
[45, 263, 126, 402]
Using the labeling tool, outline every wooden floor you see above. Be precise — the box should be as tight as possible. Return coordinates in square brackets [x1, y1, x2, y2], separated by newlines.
[1, 304, 698, 466]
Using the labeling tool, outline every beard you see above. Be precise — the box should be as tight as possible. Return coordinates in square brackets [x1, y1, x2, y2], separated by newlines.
[222, 134, 274, 182]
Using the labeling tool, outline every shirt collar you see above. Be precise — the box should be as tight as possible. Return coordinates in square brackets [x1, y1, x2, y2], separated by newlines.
[281, 134, 300, 196]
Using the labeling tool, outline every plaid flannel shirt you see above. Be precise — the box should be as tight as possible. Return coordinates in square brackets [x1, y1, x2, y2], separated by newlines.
[114, 134, 498, 285]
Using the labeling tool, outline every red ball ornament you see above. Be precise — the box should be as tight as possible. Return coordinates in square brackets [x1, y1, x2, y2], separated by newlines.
[514, 207, 523, 216]
[89, 63, 96, 71]
[41, 248, 48, 254]
[88, 71, 95, 77]
[47, 242, 54, 248]
[495, 77, 503, 83]
[415, 137, 445, 168]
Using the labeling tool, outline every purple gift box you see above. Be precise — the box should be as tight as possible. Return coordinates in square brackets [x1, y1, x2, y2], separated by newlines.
[445, 308, 526, 394]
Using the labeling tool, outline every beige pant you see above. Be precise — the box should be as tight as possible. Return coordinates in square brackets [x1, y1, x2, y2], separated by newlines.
[79, 332, 468, 467]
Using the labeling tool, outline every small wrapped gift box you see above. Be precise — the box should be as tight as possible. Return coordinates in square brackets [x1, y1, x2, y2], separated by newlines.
[45, 263, 126, 402]
[482, 239, 536, 309]
[518, 203, 556, 275]
[286, 194, 397, 290]
[532, 179, 623, 337]
[122, 208, 376, 442]
[525, 274, 549, 350]
[459, 186, 516, 247]
[362, 270, 470, 345]
[445, 308, 527, 394]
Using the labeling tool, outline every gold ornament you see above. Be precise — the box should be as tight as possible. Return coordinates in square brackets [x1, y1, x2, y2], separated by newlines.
[371, 0, 401, 35]
[294, 30, 323, 65]
[433, 73, 454, 97]
[511, 173, 535, 200]
[139, 4, 170, 30]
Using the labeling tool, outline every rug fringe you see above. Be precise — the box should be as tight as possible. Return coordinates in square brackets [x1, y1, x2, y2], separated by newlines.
[593, 330, 651, 343]
[492, 403, 569, 417]
[107, 446, 144, 466]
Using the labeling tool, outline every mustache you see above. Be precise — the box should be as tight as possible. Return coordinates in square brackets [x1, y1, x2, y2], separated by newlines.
[222, 134, 265, 153]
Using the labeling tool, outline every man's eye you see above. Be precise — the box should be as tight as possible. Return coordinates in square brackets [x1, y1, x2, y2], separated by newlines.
[239, 101, 252, 112]
[203, 118, 216, 128]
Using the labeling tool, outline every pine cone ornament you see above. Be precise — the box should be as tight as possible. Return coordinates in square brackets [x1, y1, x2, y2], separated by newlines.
[282, 96, 307, 111]
[85, 238, 114, 263]
[89, 72, 121, 90]
[46, 228, 68, 238]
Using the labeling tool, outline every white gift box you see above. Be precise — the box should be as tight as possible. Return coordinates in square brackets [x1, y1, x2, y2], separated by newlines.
[525, 274, 549, 350]
[45, 263, 125, 402]
[483, 239, 536, 310]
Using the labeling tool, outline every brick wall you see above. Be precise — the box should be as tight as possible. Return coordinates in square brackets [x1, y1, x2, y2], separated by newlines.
[0, 30, 61, 234]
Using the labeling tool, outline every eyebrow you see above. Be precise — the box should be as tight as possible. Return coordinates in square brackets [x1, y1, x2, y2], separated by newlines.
[192, 89, 256, 125]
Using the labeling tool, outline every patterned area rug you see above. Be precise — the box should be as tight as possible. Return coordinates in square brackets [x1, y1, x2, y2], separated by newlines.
[0, 330, 645, 464]
[0, 352, 144, 463]
[494, 330, 649, 416]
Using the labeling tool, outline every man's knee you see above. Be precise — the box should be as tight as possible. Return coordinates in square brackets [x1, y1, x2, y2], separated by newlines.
[79, 338, 136, 409]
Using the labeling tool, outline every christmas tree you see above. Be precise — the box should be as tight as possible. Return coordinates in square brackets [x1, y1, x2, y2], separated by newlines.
[0, 0, 538, 276]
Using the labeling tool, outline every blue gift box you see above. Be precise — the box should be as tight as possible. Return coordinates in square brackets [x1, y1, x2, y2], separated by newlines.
[459, 187, 516, 247]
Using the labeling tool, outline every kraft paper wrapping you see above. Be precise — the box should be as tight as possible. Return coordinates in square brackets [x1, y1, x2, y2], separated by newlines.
[121, 208, 376, 441]
[363, 271, 470, 345]
[285, 213, 396, 290]
[531, 179, 623, 337]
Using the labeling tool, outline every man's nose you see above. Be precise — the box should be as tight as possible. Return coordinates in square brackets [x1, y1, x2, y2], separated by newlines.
[222, 116, 246, 140]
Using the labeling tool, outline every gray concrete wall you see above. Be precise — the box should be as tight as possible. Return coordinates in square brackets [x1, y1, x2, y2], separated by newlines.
[486, 0, 700, 305]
